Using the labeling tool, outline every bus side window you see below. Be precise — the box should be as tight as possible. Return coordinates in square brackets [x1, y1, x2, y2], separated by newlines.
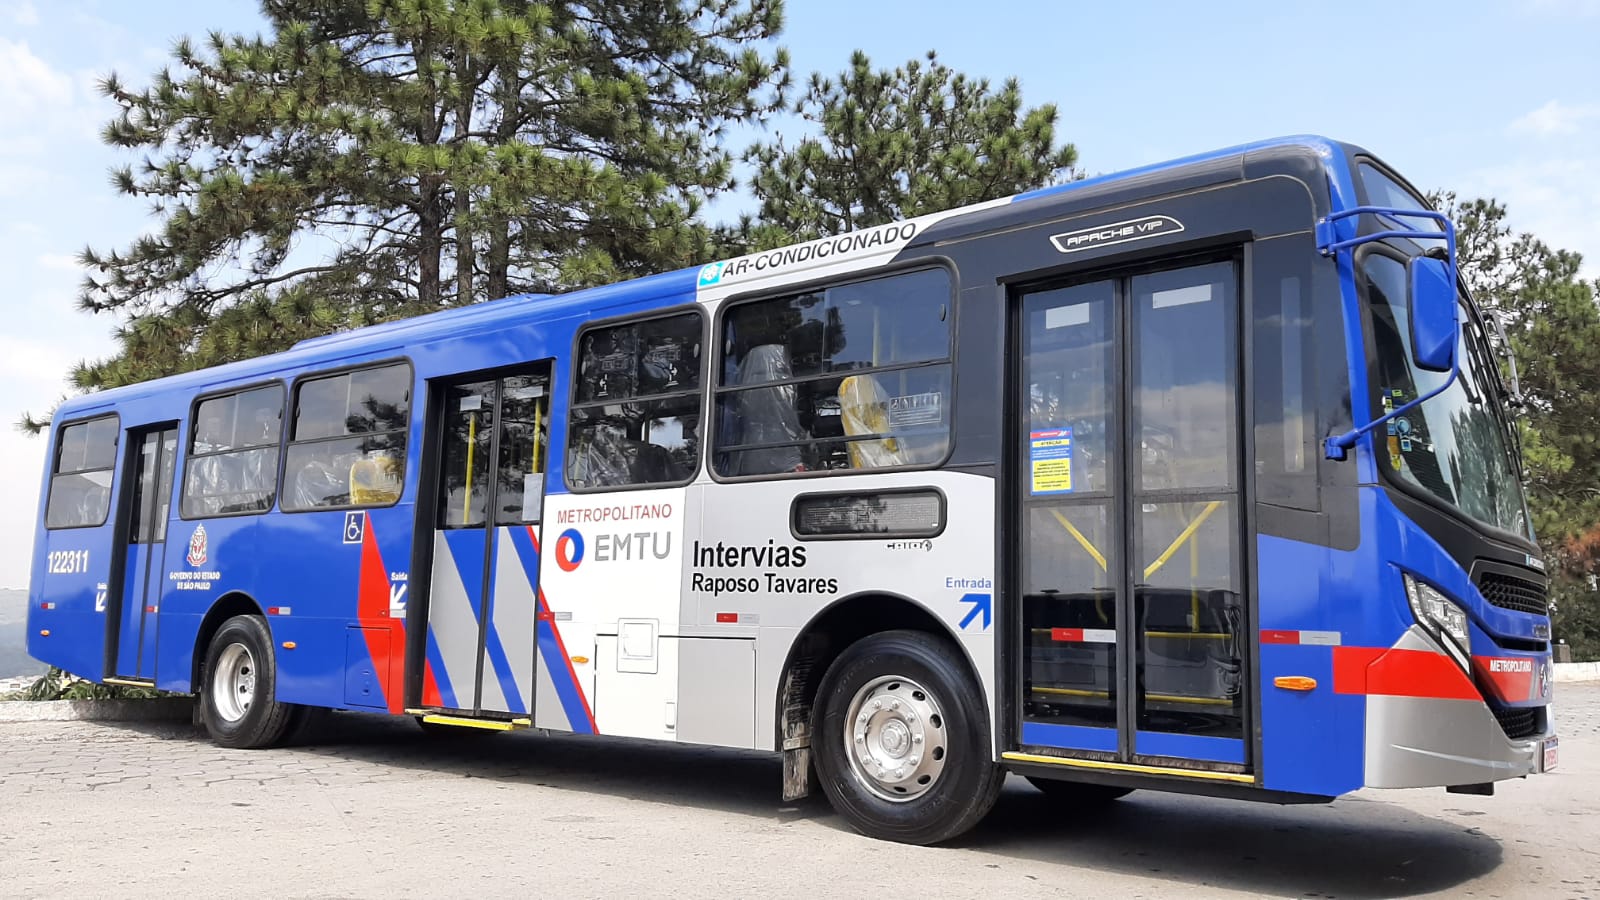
[280, 363, 411, 511]
[712, 267, 953, 477]
[181, 385, 283, 518]
[566, 311, 703, 490]
[44, 416, 118, 529]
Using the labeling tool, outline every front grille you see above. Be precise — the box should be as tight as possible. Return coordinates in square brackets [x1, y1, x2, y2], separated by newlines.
[1492, 705, 1541, 741]
[1475, 571, 1549, 617]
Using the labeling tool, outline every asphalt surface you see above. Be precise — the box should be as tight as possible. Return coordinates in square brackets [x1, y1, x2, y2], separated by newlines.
[1, 686, 1595, 899]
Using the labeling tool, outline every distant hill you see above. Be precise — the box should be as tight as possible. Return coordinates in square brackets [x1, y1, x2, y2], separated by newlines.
[1, 588, 45, 678]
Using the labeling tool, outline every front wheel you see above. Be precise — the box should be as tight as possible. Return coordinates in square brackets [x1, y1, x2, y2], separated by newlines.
[812, 629, 1004, 845]
[200, 615, 296, 749]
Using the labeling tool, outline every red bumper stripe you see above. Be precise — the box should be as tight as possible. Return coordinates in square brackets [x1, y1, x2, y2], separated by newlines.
[1333, 646, 1479, 701]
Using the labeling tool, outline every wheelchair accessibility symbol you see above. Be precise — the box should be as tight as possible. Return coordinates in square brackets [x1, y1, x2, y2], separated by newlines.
[343, 511, 365, 545]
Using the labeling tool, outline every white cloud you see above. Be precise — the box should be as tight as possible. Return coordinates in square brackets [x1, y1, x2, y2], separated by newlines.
[10, 1, 38, 26]
[1509, 100, 1600, 137]
[35, 253, 80, 272]
[1470, 157, 1600, 280]
[0, 38, 73, 116]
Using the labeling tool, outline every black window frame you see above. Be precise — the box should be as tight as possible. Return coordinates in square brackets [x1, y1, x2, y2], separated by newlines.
[1349, 154, 1538, 551]
[279, 358, 415, 513]
[564, 305, 708, 494]
[708, 262, 959, 483]
[43, 413, 120, 530]
[178, 380, 287, 521]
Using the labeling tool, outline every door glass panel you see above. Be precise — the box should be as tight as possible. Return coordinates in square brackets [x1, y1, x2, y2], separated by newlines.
[1020, 281, 1117, 744]
[1130, 261, 1244, 747]
[127, 432, 161, 545]
[437, 381, 496, 529]
[152, 431, 177, 543]
[1022, 281, 1114, 494]
[1133, 262, 1237, 492]
[495, 376, 549, 525]
[1023, 503, 1117, 730]
[1134, 499, 1243, 737]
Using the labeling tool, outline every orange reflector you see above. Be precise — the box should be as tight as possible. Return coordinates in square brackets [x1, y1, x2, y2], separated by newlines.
[39, 629, 51, 637]
[282, 641, 297, 650]
[1274, 676, 1317, 691]
[571, 656, 590, 665]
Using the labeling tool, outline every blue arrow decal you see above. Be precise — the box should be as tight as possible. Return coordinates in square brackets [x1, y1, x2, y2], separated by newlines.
[958, 593, 992, 631]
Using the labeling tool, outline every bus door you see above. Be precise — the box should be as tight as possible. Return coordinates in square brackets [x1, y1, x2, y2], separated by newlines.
[423, 366, 551, 717]
[111, 425, 178, 682]
[1013, 259, 1249, 772]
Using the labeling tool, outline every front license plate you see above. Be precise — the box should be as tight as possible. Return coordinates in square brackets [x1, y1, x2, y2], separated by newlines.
[1543, 736, 1559, 773]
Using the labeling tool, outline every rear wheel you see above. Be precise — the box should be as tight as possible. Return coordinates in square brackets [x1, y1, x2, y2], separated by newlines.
[200, 615, 296, 749]
[812, 629, 1003, 845]
[1025, 776, 1133, 803]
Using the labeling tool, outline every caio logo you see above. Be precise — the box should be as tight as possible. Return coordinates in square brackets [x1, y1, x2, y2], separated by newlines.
[555, 528, 585, 572]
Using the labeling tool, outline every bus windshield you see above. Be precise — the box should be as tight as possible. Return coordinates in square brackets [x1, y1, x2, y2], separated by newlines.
[1362, 252, 1533, 541]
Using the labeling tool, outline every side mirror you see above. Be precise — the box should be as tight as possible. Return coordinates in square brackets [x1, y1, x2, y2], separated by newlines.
[1409, 255, 1458, 373]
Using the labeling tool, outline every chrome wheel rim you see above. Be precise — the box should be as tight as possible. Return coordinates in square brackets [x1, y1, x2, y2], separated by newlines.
[843, 674, 949, 802]
[212, 643, 256, 723]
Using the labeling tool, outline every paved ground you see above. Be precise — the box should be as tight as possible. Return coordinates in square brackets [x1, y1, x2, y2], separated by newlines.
[0, 688, 1595, 900]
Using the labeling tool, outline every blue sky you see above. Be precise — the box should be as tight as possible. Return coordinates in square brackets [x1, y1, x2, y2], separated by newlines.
[1, 0, 1596, 587]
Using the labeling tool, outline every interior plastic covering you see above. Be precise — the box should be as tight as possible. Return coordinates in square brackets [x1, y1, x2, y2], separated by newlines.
[350, 454, 402, 505]
[185, 448, 275, 515]
[45, 471, 112, 528]
[839, 374, 908, 468]
[568, 422, 635, 488]
[726, 344, 805, 475]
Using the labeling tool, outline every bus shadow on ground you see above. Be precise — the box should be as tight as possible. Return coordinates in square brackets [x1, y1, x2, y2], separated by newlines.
[967, 785, 1502, 898]
[162, 711, 1501, 899]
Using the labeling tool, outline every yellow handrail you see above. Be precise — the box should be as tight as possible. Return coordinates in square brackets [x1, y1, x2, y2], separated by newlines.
[1050, 509, 1107, 571]
[1143, 500, 1222, 580]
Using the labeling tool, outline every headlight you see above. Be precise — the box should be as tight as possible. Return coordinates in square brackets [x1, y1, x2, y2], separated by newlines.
[1404, 574, 1470, 669]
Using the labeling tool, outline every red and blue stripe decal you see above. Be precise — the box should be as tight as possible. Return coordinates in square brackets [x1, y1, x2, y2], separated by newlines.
[513, 526, 597, 734]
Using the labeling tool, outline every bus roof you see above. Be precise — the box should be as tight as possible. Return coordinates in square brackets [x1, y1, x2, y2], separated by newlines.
[51, 133, 1360, 420]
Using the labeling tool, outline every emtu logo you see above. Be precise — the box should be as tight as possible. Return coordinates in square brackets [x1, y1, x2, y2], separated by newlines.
[555, 528, 585, 572]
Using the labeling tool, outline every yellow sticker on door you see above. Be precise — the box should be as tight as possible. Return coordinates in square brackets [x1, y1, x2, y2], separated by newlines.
[1030, 428, 1073, 494]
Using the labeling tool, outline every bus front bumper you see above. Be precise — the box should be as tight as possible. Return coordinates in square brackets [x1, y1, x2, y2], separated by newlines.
[1362, 627, 1556, 789]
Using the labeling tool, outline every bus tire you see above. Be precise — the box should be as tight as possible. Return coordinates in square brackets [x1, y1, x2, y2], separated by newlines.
[812, 629, 1003, 846]
[1025, 776, 1133, 803]
[199, 614, 296, 749]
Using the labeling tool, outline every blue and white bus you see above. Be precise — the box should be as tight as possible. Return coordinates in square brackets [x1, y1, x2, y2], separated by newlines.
[28, 135, 1556, 845]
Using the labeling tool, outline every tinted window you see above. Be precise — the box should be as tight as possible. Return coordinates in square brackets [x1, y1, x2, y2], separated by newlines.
[45, 416, 117, 529]
[713, 268, 952, 477]
[282, 364, 411, 510]
[1364, 253, 1531, 537]
[1132, 262, 1238, 491]
[568, 312, 703, 489]
[182, 385, 284, 518]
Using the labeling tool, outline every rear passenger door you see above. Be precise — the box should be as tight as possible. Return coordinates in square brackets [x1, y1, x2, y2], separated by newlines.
[423, 366, 551, 719]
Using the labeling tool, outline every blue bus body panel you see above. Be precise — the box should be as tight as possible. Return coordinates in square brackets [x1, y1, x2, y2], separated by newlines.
[29, 265, 697, 708]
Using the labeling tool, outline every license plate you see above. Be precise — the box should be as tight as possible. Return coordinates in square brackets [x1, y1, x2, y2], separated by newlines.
[1543, 736, 1559, 773]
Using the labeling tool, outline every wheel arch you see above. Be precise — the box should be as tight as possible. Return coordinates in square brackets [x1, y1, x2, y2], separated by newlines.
[190, 591, 268, 691]
[772, 590, 983, 756]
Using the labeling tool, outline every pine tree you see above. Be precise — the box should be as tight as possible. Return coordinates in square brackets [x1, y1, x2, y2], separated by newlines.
[736, 49, 1077, 251]
[1439, 192, 1600, 658]
[65, 0, 788, 395]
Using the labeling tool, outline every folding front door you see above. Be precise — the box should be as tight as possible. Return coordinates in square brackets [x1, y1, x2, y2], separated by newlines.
[1014, 257, 1250, 770]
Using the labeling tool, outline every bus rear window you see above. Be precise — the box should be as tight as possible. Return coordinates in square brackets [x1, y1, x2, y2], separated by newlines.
[45, 416, 118, 529]
[282, 363, 411, 510]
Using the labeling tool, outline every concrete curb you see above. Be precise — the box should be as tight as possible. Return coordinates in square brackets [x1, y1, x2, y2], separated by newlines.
[0, 697, 193, 723]
[1555, 661, 1600, 683]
